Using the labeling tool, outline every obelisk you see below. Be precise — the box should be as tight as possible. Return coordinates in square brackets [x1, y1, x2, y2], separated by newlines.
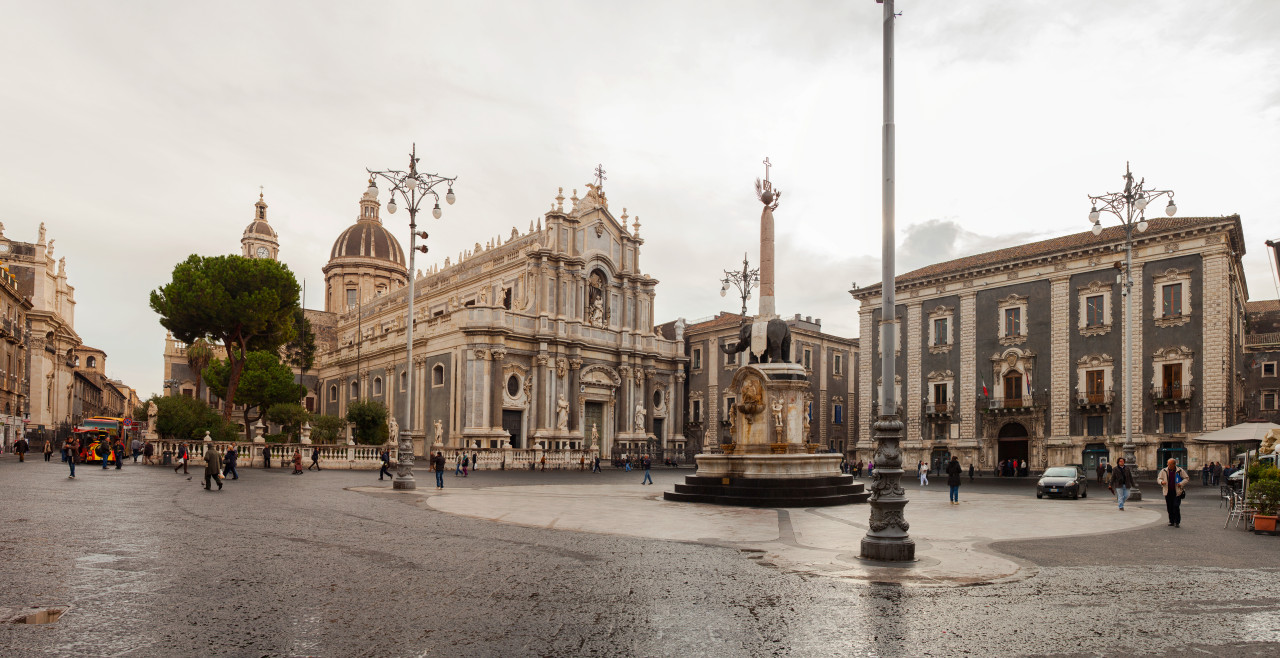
[757, 157, 779, 318]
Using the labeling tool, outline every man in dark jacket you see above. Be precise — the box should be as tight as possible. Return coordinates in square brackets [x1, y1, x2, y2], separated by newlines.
[379, 447, 393, 481]
[203, 447, 223, 490]
[262, 444, 272, 469]
[1108, 457, 1136, 511]
[223, 446, 239, 480]
[97, 434, 111, 469]
[946, 456, 963, 504]
[14, 437, 28, 462]
[432, 451, 446, 489]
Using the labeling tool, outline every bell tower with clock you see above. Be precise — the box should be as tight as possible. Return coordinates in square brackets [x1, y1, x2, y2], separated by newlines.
[241, 188, 280, 260]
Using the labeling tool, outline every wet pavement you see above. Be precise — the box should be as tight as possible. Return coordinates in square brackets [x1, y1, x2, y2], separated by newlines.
[1, 455, 1278, 657]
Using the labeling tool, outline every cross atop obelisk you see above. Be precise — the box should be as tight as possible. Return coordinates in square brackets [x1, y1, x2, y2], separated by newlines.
[593, 163, 607, 189]
[755, 158, 781, 318]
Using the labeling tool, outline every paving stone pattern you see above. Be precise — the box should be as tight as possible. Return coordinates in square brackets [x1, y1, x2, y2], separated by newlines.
[0, 457, 1277, 657]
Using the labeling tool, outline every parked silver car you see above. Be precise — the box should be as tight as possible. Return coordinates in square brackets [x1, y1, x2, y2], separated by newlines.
[1036, 466, 1088, 500]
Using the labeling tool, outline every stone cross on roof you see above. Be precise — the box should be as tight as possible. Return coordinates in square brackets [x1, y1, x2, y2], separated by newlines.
[593, 163, 607, 189]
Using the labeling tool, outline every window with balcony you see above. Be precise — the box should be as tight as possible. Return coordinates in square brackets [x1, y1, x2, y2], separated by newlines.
[1085, 370, 1106, 404]
[1161, 363, 1184, 399]
[1004, 372, 1024, 405]
[932, 382, 949, 414]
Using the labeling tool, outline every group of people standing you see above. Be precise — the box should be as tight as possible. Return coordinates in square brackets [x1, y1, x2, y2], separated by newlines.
[996, 459, 1029, 477]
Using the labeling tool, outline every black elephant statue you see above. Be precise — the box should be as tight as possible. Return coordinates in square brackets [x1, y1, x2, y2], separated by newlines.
[720, 317, 791, 364]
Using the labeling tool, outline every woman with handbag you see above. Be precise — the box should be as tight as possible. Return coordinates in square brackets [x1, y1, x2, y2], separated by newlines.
[1157, 458, 1190, 528]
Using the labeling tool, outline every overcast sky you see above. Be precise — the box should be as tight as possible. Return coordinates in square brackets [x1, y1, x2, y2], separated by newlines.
[2, 0, 1278, 400]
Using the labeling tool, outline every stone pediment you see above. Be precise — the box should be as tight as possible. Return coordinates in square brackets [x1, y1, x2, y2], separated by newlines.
[581, 364, 621, 387]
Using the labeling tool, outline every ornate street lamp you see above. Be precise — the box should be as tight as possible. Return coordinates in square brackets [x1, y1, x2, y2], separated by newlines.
[720, 253, 760, 316]
[367, 144, 457, 491]
[1087, 161, 1176, 501]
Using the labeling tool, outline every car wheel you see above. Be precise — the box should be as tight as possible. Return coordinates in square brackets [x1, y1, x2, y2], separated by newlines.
[1070, 492, 1078, 500]
[1036, 492, 1043, 499]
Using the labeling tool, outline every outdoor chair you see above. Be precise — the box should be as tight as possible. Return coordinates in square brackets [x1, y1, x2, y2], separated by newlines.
[1225, 491, 1256, 530]
[1220, 485, 1234, 509]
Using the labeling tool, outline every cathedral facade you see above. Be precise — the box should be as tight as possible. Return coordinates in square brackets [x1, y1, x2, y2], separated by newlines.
[310, 179, 687, 457]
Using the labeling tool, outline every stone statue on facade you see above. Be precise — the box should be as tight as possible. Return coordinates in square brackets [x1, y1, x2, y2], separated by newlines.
[590, 423, 599, 448]
[674, 317, 685, 342]
[634, 403, 646, 433]
[432, 419, 444, 446]
[387, 413, 399, 442]
[556, 395, 569, 431]
[589, 298, 605, 327]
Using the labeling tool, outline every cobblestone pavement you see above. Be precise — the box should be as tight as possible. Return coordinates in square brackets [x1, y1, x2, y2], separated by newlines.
[1, 456, 1277, 657]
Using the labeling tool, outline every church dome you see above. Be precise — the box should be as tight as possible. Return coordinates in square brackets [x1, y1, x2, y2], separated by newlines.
[243, 220, 277, 238]
[329, 221, 406, 266]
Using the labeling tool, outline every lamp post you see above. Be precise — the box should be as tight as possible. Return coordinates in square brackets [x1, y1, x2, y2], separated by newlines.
[367, 144, 457, 491]
[861, 0, 913, 562]
[1087, 161, 1176, 501]
[720, 253, 760, 316]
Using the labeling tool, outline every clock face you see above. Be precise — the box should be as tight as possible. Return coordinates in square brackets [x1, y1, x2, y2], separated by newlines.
[256, 246, 269, 258]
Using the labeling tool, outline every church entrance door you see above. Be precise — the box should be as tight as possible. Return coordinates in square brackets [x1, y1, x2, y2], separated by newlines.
[502, 410, 523, 449]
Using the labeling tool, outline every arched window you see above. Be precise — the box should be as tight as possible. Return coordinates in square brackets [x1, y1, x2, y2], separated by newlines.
[329, 385, 338, 402]
[400, 371, 407, 391]
[86, 356, 96, 368]
[373, 377, 383, 396]
[350, 381, 359, 398]
[432, 364, 445, 387]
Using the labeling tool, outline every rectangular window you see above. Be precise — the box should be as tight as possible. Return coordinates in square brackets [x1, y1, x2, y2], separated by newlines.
[1086, 370, 1105, 403]
[1263, 393, 1278, 411]
[1264, 362, 1277, 378]
[1162, 411, 1183, 434]
[933, 383, 948, 405]
[933, 317, 949, 345]
[1004, 307, 1021, 337]
[834, 404, 843, 424]
[834, 353, 842, 375]
[1004, 373, 1023, 402]
[304, 397, 315, 412]
[1086, 415, 1105, 436]
[724, 346, 736, 365]
[1085, 295, 1105, 326]
[692, 400, 702, 423]
[1162, 283, 1183, 317]
[346, 288, 358, 309]
[726, 397, 736, 418]
[803, 349, 812, 370]
[1162, 363, 1183, 399]
[692, 348, 702, 371]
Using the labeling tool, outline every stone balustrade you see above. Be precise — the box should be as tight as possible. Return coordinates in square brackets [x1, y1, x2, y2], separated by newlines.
[147, 440, 599, 471]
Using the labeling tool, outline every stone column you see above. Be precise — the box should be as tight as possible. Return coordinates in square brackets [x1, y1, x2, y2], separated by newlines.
[673, 369, 686, 443]
[759, 200, 776, 317]
[534, 354, 549, 431]
[858, 309, 875, 453]
[1049, 275, 1071, 438]
[643, 368, 656, 438]
[491, 348, 506, 430]
[568, 357, 582, 433]
[906, 302, 923, 449]
[1202, 251, 1231, 431]
[1128, 262, 1145, 446]
[959, 291, 978, 444]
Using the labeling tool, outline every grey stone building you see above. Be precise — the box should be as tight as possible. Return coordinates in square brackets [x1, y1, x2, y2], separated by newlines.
[852, 215, 1248, 474]
[673, 312, 858, 458]
[1243, 298, 1280, 425]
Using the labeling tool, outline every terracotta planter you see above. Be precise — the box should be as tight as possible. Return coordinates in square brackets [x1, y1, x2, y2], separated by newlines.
[1254, 514, 1278, 533]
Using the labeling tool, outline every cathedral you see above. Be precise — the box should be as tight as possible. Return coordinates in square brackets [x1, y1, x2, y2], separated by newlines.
[172, 176, 689, 458]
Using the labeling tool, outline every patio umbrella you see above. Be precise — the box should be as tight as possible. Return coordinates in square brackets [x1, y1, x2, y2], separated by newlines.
[1192, 422, 1280, 505]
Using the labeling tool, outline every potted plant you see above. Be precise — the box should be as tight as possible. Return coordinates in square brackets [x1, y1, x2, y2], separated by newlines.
[1248, 478, 1280, 534]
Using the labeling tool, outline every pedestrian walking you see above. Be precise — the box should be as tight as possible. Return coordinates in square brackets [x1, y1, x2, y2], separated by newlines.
[432, 451, 446, 489]
[112, 437, 124, 469]
[65, 435, 79, 479]
[379, 447, 393, 481]
[292, 449, 303, 475]
[454, 454, 462, 477]
[540, 455, 547, 471]
[43, 438, 53, 462]
[308, 447, 321, 471]
[1108, 457, 1136, 511]
[462, 454, 469, 477]
[14, 436, 28, 462]
[1158, 458, 1189, 528]
[174, 443, 190, 474]
[1096, 462, 1106, 484]
[203, 446, 224, 490]
[1212, 462, 1222, 486]
[918, 461, 929, 486]
[143, 441, 155, 465]
[1201, 463, 1210, 487]
[224, 445, 239, 480]
[97, 435, 110, 469]
[592, 456, 601, 473]
[868, 460, 874, 478]
[641, 454, 653, 485]
[624, 455, 631, 472]
[855, 460, 864, 478]
[968, 463, 975, 483]
[131, 437, 143, 463]
[472, 452, 479, 473]
[946, 456, 962, 504]
[262, 445, 272, 469]
[580, 455, 586, 471]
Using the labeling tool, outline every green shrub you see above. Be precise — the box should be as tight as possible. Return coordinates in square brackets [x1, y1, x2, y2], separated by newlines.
[345, 400, 389, 445]
[1248, 478, 1280, 516]
[310, 414, 347, 443]
[1247, 462, 1280, 483]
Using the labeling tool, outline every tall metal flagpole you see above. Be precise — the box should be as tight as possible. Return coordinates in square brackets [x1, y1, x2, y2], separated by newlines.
[862, 0, 914, 562]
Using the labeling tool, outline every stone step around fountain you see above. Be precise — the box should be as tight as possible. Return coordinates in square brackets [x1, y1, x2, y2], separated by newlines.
[663, 474, 869, 508]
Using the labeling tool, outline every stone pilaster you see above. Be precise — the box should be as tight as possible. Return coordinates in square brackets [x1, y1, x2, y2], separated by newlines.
[959, 291, 977, 442]
[1127, 262, 1145, 441]
[1050, 276, 1071, 437]
[1202, 252, 1231, 431]
[905, 302, 923, 444]
[568, 357, 583, 432]
[490, 348, 506, 429]
[858, 309, 874, 451]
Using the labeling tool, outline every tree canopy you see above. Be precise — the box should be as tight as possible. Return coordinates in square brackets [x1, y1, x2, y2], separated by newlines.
[149, 254, 301, 420]
[204, 351, 306, 440]
[309, 414, 347, 444]
[346, 400, 390, 445]
[149, 394, 238, 442]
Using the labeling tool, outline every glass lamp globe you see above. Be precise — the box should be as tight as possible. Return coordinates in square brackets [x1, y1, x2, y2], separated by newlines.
[1088, 207, 1100, 223]
[387, 198, 397, 214]
[1091, 223, 1103, 236]
[720, 286, 727, 297]
[404, 177, 419, 192]
[432, 203, 442, 219]
[1165, 200, 1177, 217]
[445, 188, 456, 205]
[1135, 197, 1150, 211]
[1137, 219, 1148, 233]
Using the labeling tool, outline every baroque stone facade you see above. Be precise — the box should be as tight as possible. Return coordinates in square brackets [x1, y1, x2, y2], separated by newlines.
[852, 216, 1248, 474]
